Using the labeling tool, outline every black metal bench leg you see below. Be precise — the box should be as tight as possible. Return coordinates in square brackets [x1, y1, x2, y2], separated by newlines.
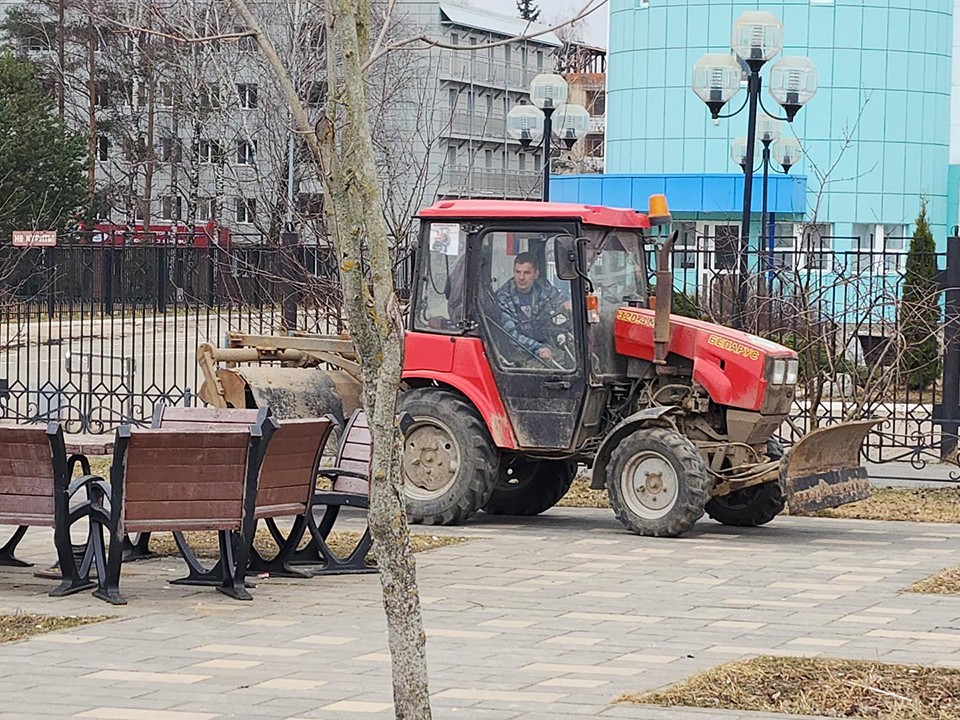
[122, 532, 155, 562]
[0, 526, 31, 567]
[170, 531, 226, 587]
[218, 531, 253, 601]
[304, 500, 376, 576]
[248, 518, 312, 579]
[91, 517, 126, 605]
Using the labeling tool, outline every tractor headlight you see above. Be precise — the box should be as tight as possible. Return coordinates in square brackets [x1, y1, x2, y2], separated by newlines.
[785, 359, 799, 385]
[770, 359, 787, 385]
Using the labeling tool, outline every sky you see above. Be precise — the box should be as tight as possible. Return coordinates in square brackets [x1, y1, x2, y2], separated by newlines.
[475, 0, 609, 48]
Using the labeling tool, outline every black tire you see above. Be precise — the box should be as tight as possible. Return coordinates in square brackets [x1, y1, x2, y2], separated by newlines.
[705, 439, 786, 527]
[399, 388, 499, 526]
[606, 427, 710, 537]
[483, 458, 576, 516]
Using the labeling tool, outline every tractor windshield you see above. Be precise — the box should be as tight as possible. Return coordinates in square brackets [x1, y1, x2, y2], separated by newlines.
[582, 229, 648, 378]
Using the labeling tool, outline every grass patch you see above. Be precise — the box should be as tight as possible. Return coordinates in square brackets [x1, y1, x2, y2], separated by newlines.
[146, 529, 465, 566]
[557, 476, 609, 509]
[0, 614, 109, 643]
[558, 478, 960, 526]
[618, 656, 960, 720]
[814, 488, 960, 523]
[909, 565, 960, 595]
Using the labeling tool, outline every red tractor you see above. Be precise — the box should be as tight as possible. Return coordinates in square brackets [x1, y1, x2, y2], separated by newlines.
[199, 197, 877, 537]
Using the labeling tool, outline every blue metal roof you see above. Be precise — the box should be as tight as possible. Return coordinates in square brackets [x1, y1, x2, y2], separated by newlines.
[550, 174, 808, 215]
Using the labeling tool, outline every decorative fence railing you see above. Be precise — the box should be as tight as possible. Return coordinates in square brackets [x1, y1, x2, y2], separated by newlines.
[0, 230, 958, 479]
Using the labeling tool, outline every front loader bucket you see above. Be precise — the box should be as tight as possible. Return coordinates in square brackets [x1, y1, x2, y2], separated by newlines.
[198, 366, 362, 423]
[782, 418, 884, 515]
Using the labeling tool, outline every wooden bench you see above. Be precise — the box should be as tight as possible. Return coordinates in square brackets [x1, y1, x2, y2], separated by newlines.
[151, 406, 333, 582]
[281, 409, 377, 575]
[155, 405, 378, 577]
[0, 422, 97, 597]
[87, 417, 275, 605]
[118, 407, 271, 562]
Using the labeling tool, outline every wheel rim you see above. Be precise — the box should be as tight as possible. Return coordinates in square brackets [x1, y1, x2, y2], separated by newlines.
[620, 450, 679, 519]
[402, 419, 462, 500]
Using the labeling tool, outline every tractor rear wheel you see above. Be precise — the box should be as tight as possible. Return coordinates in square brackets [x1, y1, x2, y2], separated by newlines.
[399, 388, 499, 526]
[483, 457, 576, 516]
[705, 439, 786, 527]
[606, 427, 710, 537]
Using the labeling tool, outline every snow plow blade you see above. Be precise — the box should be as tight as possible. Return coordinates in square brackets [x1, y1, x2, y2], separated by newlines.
[782, 418, 884, 515]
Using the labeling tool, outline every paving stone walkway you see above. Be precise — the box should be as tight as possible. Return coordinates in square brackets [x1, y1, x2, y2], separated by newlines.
[1, 507, 959, 719]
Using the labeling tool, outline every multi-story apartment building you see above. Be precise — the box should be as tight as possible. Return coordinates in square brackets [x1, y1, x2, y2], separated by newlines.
[1, 0, 562, 245]
[395, 1, 561, 202]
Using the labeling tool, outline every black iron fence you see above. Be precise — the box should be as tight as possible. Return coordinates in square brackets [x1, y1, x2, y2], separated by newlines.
[1, 231, 958, 477]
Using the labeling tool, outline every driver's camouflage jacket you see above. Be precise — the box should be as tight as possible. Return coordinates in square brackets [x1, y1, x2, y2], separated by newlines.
[493, 280, 566, 354]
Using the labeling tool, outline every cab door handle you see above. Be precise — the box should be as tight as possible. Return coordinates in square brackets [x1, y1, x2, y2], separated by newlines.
[543, 380, 570, 390]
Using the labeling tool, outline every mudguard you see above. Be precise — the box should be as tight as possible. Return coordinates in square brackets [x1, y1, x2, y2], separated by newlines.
[589, 406, 680, 490]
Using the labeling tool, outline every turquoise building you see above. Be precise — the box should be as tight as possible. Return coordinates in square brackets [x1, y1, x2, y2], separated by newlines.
[553, 0, 956, 261]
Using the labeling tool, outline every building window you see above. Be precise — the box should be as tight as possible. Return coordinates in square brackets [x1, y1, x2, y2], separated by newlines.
[237, 83, 258, 109]
[504, 44, 511, 64]
[533, 154, 541, 172]
[160, 137, 180, 162]
[197, 197, 215, 221]
[159, 82, 174, 108]
[97, 136, 110, 161]
[518, 152, 526, 171]
[236, 198, 256, 224]
[448, 88, 458, 110]
[160, 195, 182, 221]
[234, 26, 255, 50]
[484, 149, 493, 168]
[450, 33, 458, 46]
[446, 145, 457, 167]
[196, 139, 223, 164]
[94, 82, 109, 108]
[200, 83, 221, 111]
[297, 193, 324, 217]
[466, 91, 475, 114]
[673, 223, 698, 271]
[798, 224, 832, 271]
[236, 139, 256, 165]
[536, 50, 544, 70]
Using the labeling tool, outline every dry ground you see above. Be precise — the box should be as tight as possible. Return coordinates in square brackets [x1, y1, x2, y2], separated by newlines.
[619, 656, 960, 720]
[0, 614, 109, 643]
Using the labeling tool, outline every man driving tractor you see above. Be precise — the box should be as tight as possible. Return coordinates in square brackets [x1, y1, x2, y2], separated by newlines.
[494, 252, 571, 366]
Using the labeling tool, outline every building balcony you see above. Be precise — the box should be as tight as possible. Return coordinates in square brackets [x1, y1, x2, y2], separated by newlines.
[441, 166, 542, 199]
[444, 110, 507, 139]
[439, 54, 544, 90]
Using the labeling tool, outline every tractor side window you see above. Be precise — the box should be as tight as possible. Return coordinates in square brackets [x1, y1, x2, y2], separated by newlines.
[478, 231, 576, 372]
[413, 222, 466, 333]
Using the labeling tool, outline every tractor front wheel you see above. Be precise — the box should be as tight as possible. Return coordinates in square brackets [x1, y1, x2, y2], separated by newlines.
[705, 439, 786, 527]
[399, 388, 499, 526]
[606, 427, 710, 537]
[483, 457, 576, 516]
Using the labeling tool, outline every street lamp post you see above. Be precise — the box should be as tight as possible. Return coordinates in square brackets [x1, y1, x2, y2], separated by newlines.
[692, 11, 818, 328]
[507, 74, 588, 201]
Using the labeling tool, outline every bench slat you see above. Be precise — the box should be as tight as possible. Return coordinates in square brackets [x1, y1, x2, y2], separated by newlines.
[160, 408, 260, 425]
[125, 518, 240, 532]
[0, 494, 55, 516]
[124, 500, 243, 523]
[0, 475, 54, 495]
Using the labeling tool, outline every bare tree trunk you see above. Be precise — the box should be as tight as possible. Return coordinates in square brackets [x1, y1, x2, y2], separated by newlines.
[226, 1, 432, 717]
[86, 0, 97, 210]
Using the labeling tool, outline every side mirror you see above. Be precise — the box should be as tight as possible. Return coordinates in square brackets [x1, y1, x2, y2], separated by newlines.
[554, 234, 578, 280]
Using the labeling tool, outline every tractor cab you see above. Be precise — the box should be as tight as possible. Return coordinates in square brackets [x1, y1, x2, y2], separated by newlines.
[409, 200, 661, 454]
